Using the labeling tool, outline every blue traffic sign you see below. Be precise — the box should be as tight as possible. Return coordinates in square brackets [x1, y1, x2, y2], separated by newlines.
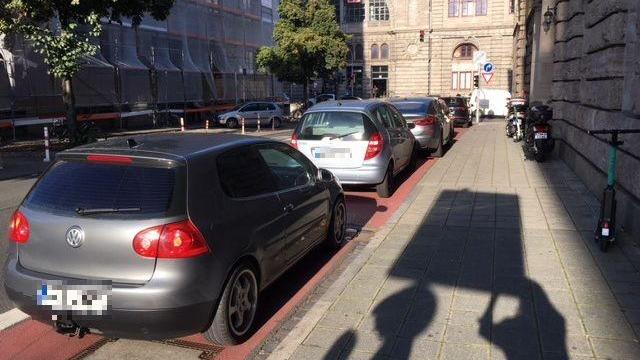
[483, 62, 494, 73]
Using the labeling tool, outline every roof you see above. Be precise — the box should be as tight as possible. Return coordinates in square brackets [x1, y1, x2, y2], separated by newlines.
[62, 133, 273, 161]
[387, 97, 437, 103]
[307, 99, 383, 112]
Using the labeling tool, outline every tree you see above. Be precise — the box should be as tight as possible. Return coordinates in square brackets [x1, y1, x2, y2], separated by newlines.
[0, 0, 175, 143]
[256, 0, 349, 104]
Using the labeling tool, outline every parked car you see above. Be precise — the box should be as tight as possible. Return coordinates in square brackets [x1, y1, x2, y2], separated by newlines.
[217, 102, 284, 129]
[4, 134, 346, 345]
[442, 96, 472, 128]
[291, 100, 417, 198]
[390, 97, 454, 157]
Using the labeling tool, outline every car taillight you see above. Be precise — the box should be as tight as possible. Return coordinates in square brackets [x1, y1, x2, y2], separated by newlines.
[133, 220, 209, 259]
[291, 132, 299, 149]
[87, 155, 133, 165]
[414, 115, 436, 126]
[9, 210, 30, 244]
[364, 133, 384, 160]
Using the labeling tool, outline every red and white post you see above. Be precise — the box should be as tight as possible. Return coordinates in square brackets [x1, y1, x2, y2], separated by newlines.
[205, 120, 209, 131]
[257, 113, 261, 133]
[43, 126, 50, 162]
[241, 116, 245, 135]
[180, 117, 185, 132]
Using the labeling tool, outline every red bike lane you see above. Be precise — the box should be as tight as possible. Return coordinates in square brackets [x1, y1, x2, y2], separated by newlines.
[0, 129, 467, 360]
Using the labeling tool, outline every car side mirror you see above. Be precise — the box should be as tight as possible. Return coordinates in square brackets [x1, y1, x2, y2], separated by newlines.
[317, 168, 334, 182]
[407, 123, 416, 130]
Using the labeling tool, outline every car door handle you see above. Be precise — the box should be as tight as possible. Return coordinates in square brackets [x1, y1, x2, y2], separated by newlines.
[284, 203, 294, 213]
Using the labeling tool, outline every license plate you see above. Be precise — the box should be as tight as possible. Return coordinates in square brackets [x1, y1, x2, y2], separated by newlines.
[601, 228, 610, 236]
[534, 133, 548, 139]
[312, 148, 351, 159]
[37, 281, 111, 315]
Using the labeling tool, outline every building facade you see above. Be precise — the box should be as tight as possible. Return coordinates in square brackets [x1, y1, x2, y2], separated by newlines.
[522, 0, 640, 237]
[336, 0, 519, 98]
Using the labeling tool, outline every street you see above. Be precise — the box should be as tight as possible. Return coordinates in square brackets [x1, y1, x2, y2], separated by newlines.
[1, 121, 638, 359]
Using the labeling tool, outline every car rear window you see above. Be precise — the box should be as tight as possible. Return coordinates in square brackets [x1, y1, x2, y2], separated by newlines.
[297, 111, 376, 141]
[24, 161, 181, 216]
[443, 97, 466, 107]
[392, 102, 429, 115]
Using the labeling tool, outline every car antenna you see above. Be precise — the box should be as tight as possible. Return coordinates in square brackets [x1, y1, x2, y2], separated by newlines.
[127, 138, 138, 148]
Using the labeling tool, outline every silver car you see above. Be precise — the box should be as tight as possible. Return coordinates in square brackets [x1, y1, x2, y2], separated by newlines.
[218, 102, 284, 129]
[291, 100, 417, 198]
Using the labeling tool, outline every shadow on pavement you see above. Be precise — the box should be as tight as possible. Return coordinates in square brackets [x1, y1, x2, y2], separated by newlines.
[332, 189, 567, 359]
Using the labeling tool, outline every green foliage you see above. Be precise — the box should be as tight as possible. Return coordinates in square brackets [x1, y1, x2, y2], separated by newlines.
[256, 0, 349, 87]
[0, 0, 175, 79]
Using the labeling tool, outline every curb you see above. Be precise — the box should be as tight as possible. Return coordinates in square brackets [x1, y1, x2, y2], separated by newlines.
[0, 308, 30, 331]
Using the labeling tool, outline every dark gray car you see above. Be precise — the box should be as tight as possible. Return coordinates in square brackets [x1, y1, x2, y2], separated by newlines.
[4, 133, 346, 345]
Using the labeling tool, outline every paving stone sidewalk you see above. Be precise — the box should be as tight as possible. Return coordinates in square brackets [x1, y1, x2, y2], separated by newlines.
[269, 121, 640, 360]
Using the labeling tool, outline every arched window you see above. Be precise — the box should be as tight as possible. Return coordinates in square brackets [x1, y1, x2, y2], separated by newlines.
[355, 44, 363, 61]
[453, 43, 477, 59]
[371, 44, 379, 60]
[380, 43, 389, 59]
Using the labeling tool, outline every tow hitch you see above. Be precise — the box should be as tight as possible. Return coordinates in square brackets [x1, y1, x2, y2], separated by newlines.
[55, 319, 89, 338]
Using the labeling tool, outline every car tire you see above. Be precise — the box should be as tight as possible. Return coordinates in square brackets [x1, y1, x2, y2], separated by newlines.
[432, 134, 444, 158]
[270, 117, 282, 129]
[407, 145, 419, 173]
[226, 118, 238, 129]
[326, 198, 347, 249]
[204, 262, 259, 346]
[376, 164, 394, 198]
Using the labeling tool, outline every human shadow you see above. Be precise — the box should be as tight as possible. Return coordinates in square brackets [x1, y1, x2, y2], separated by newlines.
[334, 190, 567, 359]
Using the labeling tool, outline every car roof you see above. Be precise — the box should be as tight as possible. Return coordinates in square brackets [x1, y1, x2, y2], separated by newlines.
[61, 133, 276, 162]
[307, 99, 384, 112]
[388, 97, 437, 103]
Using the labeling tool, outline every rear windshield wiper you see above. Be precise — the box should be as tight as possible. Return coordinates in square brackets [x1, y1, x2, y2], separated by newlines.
[329, 131, 360, 140]
[75, 207, 141, 216]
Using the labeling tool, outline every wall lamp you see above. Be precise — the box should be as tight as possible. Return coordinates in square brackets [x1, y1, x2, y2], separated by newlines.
[543, 5, 556, 32]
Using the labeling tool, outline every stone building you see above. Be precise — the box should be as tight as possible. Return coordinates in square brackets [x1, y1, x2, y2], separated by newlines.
[522, 0, 640, 236]
[335, 0, 519, 98]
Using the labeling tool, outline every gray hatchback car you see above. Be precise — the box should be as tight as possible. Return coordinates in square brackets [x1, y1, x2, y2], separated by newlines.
[291, 100, 417, 198]
[217, 102, 284, 129]
[4, 134, 346, 345]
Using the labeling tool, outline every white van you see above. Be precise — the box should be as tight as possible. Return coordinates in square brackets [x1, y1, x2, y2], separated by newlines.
[470, 89, 511, 117]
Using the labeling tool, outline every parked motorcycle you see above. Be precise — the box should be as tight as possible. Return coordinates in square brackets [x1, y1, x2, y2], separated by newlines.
[522, 105, 554, 162]
[506, 103, 528, 141]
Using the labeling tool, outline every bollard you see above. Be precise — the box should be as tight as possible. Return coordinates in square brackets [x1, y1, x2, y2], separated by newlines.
[241, 116, 245, 135]
[257, 114, 261, 133]
[43, 126, 50, 162]
[272, 117, 275, 131]
[180, 117, 185, 132]
[205, 120, 209, 131]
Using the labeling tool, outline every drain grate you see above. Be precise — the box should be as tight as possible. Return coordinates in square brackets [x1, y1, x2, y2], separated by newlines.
[156, 338, 224, 359]
[69, 338, 118, 360]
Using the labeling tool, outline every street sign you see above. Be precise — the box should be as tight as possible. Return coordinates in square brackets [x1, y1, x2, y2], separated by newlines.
[482, 72, 494, 83]
[479, 99, 490, 109]
[483, 62, 494, 73]
[473, 51, 487, 66]
[481, 61, 495, 84]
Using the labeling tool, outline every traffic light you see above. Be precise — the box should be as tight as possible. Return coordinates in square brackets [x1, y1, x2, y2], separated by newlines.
[419, 30, 425, 42]
[473, 75, 479, 88]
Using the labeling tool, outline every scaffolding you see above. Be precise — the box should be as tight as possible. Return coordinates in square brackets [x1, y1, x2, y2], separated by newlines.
[0, 0, 281, 132]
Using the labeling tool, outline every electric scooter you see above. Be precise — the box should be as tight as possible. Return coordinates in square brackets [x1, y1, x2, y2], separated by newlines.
[588, 129, 640, 252]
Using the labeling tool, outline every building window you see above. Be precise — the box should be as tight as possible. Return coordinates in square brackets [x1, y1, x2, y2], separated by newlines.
[355, 43, 363, 61]
[452, 72, 472, 90]
[344, 0, 365, 23]
[369, 0, 389, 21]
[453, 43, 477, 59]
[461, 0, 475, 16]
[509, 0, 515, 14]
[261, 6, 273, 23]
[476, 0, 487, 16]
[371, 44, 379, 59]
[380, 43, 389, 59]
[448, 0, 459, 17]
[372, 65, 388, 79]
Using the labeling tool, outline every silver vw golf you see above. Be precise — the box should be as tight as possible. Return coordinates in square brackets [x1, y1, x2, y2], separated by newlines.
[4, 133, 346, 345]
[291, 100, 418, 197]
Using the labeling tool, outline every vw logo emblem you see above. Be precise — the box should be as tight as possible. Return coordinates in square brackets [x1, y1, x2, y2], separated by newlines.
[65, 226, 85, 248]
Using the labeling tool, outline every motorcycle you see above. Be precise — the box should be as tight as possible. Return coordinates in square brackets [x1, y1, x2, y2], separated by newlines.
[506, 103, 528, 141]
[522, 105, 554, 162]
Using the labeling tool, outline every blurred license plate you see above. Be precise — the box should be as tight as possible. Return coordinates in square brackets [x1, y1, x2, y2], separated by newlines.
[37, 281, 111, 315]
[534, 133, 548, 139]
[312, 148, 351, 159]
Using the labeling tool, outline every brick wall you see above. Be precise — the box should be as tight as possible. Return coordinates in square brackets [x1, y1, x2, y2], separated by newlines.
[551, 0, 640, 235]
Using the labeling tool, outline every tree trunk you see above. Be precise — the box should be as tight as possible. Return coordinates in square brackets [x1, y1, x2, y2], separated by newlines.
[62, 77, 77, 143]
[303, 79, 309, 108]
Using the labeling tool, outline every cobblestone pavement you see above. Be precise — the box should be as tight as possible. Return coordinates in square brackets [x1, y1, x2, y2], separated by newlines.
[266, 121, 640, 360]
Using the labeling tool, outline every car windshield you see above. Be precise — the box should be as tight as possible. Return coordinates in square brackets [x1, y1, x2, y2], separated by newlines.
[24, 160, 182, 217]
[297, 111, 374, 141]
[443, 97, 466, 107]
[231, 103, 244, 111]
[392, 101, 430, 114]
